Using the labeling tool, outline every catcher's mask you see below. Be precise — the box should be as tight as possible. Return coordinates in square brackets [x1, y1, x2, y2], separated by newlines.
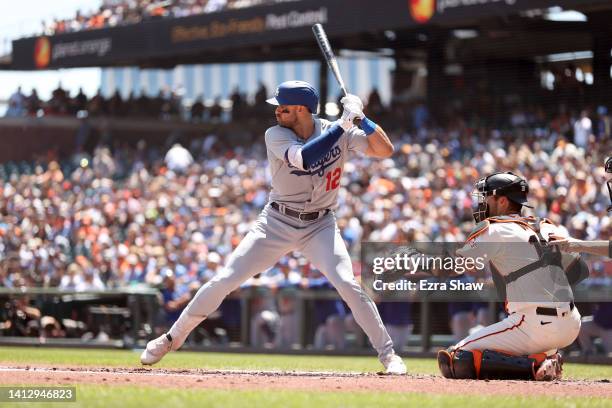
[472, 172, 532, 223]
[606, 157, 612, 212]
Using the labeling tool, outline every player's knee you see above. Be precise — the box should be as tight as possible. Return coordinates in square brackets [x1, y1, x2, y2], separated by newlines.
[207, 271, 241, 294]
[333, 278, 361, 299]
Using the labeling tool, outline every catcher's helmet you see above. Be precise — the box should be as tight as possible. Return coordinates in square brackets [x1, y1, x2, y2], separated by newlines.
[266, 80, 319, 113]
[472, 172, 532, 222]
[606, 157, 612, 212]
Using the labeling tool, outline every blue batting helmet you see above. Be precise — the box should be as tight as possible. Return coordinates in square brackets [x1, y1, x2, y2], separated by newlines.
[266, 80, 319, 113]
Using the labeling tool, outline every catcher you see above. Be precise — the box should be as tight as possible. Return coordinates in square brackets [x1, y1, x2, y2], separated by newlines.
[438, 172, 589, 381]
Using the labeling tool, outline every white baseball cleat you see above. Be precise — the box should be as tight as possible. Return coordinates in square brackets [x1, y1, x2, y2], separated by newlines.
[535, 354, 563, 381]
[381, 354, 407, 375]
[140, 333, 173, 365]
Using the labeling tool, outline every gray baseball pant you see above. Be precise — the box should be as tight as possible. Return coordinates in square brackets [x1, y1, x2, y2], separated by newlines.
[169, 204, 394, 360]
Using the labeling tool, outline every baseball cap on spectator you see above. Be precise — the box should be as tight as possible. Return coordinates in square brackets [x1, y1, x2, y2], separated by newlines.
[207, 252, 221, 264]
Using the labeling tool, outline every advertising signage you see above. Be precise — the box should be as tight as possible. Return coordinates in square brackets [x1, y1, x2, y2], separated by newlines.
[11, 0, 609, 70]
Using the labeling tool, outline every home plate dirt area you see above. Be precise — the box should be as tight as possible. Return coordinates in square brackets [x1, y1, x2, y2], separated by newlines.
[0, 365, 610, 397]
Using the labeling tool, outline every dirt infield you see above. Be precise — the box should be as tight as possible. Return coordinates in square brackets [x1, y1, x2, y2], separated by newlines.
[0, 365, 610, 397]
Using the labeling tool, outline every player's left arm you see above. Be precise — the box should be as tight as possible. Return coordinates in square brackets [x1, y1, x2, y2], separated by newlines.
[341, 94, 393, 158]
[364, 125, 394, 158]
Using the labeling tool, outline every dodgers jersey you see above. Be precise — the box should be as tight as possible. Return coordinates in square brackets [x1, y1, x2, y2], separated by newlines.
[457, 215, 578, 314]
[265, 116, 369, 213]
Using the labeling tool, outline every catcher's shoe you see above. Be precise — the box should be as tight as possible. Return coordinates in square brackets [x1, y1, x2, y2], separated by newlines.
[381, 354, 407, 375]
[140, 333, 173, 365]
[437, 349, 453, 378]
[535, 353, 563, 381]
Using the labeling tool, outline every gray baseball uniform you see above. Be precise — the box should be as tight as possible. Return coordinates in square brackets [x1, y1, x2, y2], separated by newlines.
[169, 116, 394, 360]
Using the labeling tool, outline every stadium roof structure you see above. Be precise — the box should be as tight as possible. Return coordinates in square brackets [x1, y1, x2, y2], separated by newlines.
[7, 0, 612, 71]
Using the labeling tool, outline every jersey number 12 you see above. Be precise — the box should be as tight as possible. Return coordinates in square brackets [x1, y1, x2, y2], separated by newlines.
[325, 168, 342, 191]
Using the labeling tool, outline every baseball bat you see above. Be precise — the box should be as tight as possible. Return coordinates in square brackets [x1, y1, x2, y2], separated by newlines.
[312, 23, 348, 97]
[312, 23, 360, 124]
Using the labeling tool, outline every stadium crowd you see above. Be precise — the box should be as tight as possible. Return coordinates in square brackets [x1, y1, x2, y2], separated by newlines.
[42, 0, 297, 36]
[4, 84, 269, 123]
[0, 97, 610, 351]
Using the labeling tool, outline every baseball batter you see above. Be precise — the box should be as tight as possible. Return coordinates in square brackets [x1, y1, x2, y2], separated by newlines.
[438, 172, 587, 381]
[141, 80, 407, 374]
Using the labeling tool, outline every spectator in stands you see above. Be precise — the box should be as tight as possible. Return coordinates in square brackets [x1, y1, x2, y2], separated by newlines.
[73, 87, 89, 113]
[26, 89, 41, 116]
[190, 96, 205, 122]
[160, 270, 191, 331]
[48, 83, 69, 115]
[76, 268, 106, 291]
[377, 301, 413, 351]
[59, 263, 83, 290]
[267, 257, 302, 348]
[595, 106, 611, 141]
[5, 86, 26, 117]
[88, 89, 107, 116]
[245, 271, 279, 348]
[578, 303, 612, 355]
[108, 90, 125, 117]
[448, 302, 475, 344]
[164, 143, 193, 173]
[367, 87, 384, 117]
[573, 110, 592, 149]
[209, 97, 223, 122]
[230, 86, 245, 120]
[2, 296, 41, 337]
[308, 269, 347, 350]
[254, 82, 268, 106]
[40, 316, 66, 339]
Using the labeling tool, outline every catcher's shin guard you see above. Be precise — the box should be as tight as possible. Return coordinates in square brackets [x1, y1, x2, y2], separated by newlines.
[439, 349, 539, 380]
[479, 350, 536, 380]
[452, 349, 478, 379]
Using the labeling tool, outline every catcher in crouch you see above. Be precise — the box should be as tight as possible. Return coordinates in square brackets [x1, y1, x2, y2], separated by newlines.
[438, 172, 589, 381]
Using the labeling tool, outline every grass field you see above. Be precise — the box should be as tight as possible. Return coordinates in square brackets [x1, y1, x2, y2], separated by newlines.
[0, 346, 610, 408]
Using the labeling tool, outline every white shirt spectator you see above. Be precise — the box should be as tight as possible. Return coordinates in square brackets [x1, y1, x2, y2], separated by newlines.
[164, 143, 194, 172]
[204, 0, 227, 13]
[573, 113, 592, 149]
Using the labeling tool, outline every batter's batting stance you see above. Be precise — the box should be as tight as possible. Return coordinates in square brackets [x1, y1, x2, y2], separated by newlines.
[141, 80, 407, 374]
[438, 172, 588, 381]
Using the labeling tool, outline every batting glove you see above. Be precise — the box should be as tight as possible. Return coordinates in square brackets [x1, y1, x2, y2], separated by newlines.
[338, 104, 365, 131]
[340, 94, 364, 112]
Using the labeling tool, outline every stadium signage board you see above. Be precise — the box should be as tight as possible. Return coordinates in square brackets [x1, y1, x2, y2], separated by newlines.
[11, 0, 610, 70]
